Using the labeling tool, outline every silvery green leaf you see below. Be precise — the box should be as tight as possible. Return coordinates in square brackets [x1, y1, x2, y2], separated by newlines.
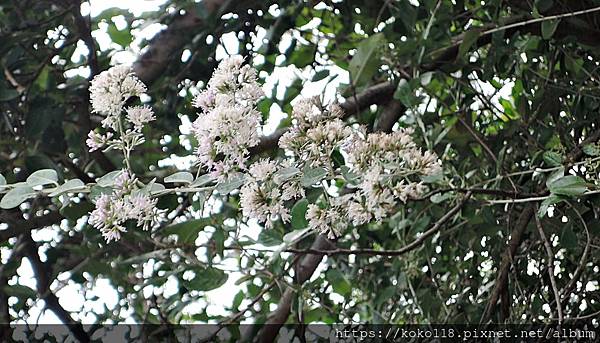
[190, 174, 215, 187]
[300, 166, 327, 187]
[0, 185, 36, 209]
[283, 227, 311, 243]
[0, 174, 6, 186]
[26, 169, 58, 187]
[340, 166, 359, 185]
[164, 171, 194, 184]
[48, 179, 85, 197]
[216, 174, 246, 194]
[96, 170, 122, 187]
[274, 167, 300, 184]
[140, 178, 165, 195]
[150, 183, 166, 195]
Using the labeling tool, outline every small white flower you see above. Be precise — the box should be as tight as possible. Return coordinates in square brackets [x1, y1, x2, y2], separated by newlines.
[89, 65, 146, 129]
[126, 105, 155, 130]
[86, 131, 113, 152]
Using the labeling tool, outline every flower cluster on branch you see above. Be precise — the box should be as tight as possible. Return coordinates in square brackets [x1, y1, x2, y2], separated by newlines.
[81, 57, 441, 242]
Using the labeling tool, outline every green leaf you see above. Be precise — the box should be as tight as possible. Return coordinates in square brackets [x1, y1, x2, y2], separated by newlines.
[538, 195, 562, 218]
[458, 29, 481, 58]
[300, 167, 327, 187]
[582, 144, 600, 156]
[3, 285, 36, 299]
[0, 186, 36, 209]
[186, 267, 228, 291]
[291, 199, 309, 229]
[543, 151, 563, 167]
[535, 0, 554, 12]
[162, 219, 210, 244]
[312, 70, 330, 82]
[283, 227, 310, 243]
[326, 269, 352, 296]
[0, 174, 5, 186]
[190, 174, 215, 187]
[430, 192, 453, 204]
[274, 167, 300, 185]
[547, 175, 587, 196]
[340, 166, 359, 185]
[257, 229, 283, 247]
[164, 171, 194, 184]
[348, 33, 384, 87]
[26, 169, 58, 187]
[96, 170, 122, 187]
[107, 23, 133, 47]
[393, 78, 416, 107]
[215, 174, 246, 194]
[48, 179, 85, 197]
[559, 224, 578, 249]
[545, 167, 564, 188]
[121, 250, 168, 264]
[419, 71, 434, 86]
[541, 19, 560, 40]
[61, 201, 94, 221]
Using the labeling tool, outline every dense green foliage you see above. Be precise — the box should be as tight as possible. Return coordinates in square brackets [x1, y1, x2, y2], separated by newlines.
[1, 0, 600, 340]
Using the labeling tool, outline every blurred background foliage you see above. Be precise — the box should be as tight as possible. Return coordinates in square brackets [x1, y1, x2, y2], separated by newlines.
[1, 0, 600, 340]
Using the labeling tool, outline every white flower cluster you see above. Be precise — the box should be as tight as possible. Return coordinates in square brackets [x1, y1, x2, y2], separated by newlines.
[191, 57, 264, 181]
[86, 66, 155, 153]
[340, 128, 442, 227]
[239, 159, 304, 229]
[279, 97, 352, 168]
[86, 66, 161, 242]
[306, 197, 350, 239]
[89, 170, 161, 242]
[233, 93, 442, 237]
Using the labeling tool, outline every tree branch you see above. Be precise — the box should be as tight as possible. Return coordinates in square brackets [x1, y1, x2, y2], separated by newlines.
[22, 235, 89, 342]
[481, 204, 534, 323]
[534, 208, 563, 324]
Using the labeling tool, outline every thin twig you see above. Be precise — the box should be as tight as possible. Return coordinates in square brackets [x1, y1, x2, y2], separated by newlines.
[534, 207, 563, 325]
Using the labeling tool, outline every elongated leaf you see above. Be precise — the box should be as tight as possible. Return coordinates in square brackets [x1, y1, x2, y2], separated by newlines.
[121, 250, 169, 264]
[3, 284, 36, 299]
[545, 167, 564, 188]
[258, 229, 283, 247]
[291, 199, 309, 229]
[283, 227, 310, 243]
[216, 174, 245, 194]
[582, 144, 600, 156]
[394, 78, 417, 107]
[541, 19, 560, 40]
[96, 170, 122, 187]
[48, 179, 85, 197]
[274, 167, 300, 185]
[300, 167, 327, 187]
[420, 71, 434, 86]
[458, 29, 481, 58]
[0, 185, 36, 209]
[0, 174, 5, 187]
[26, 169, 58, 187]
[547, 175, 587, 196]
[186, 267, 228, 291]
[190, 174, 215, 187]
[538, 195, 563, 218]
[164, 171, 194, 184]
[348, 33, 384, 87]
[543, 151, 563, 167]
[162, 218, 210, 243]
